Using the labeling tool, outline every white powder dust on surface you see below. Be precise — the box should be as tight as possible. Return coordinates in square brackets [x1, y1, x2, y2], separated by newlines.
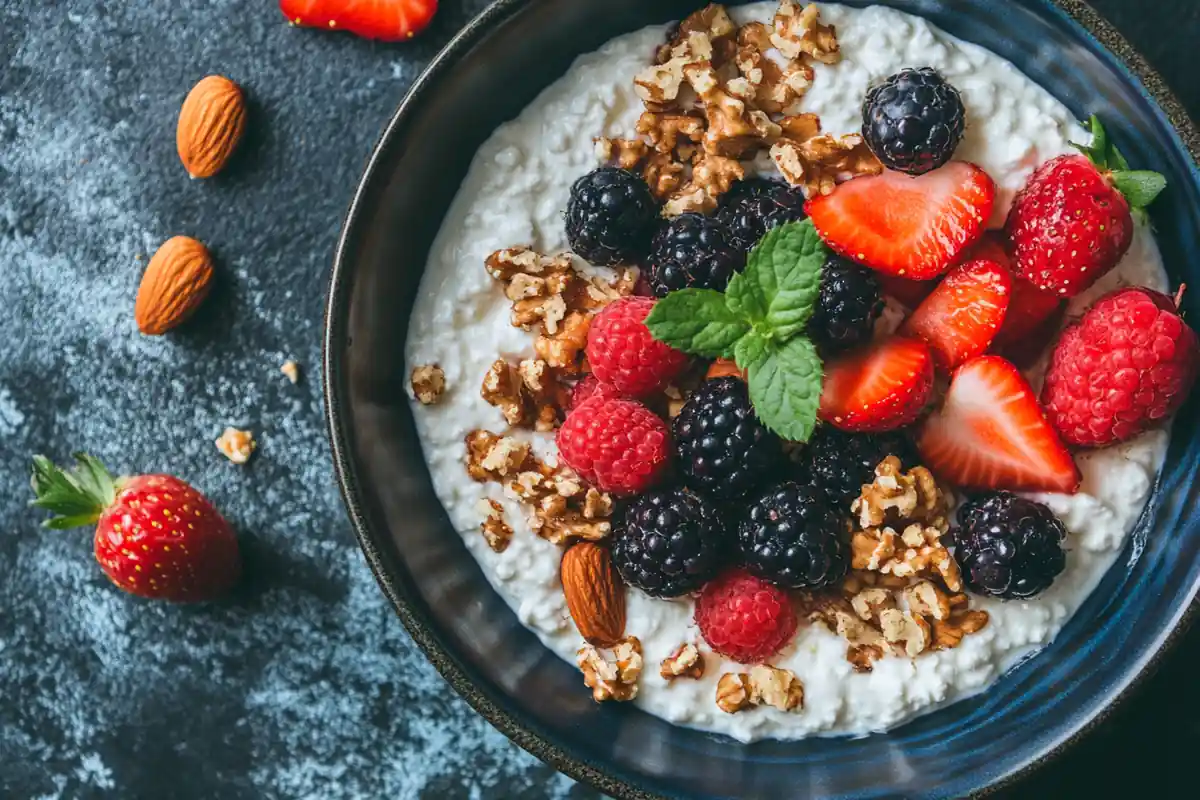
[0, 0, 585, 798]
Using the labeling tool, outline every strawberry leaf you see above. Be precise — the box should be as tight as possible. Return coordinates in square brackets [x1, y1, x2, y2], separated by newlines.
[726, 220, 826, 339]
[1111, 170, 1167, 209]
[645, 288, 750, 358]
[30, 453, 116, 528]
[741, 336, 824, 442]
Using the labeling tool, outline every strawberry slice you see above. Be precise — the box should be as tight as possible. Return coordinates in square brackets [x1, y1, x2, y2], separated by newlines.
[878, 274, 936, 310]
[964, 233, 1064, 354]
[819, 336, 935, 433]
[280, 0, 437, 41]
[917, 355, 1081, 494]
[902, 258, 1011, 371]
[806, 162, 995, 280]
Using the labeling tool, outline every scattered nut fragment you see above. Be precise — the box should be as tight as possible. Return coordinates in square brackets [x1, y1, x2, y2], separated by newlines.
[280, 360, 301, 385]
[411, 364, 446, 405]
[716, 673, 752, 714]
[771, 1, 840, 64]
[215, 427, 255, 465]
[595, 136, 650, 169]
[481, 358, 570, 431]
[771, 130, 881, 198]
[878, 607, 932, 658]
[177, 75, 247, 179]
[135, 236, 216, 336]
[465, 430, 534, 482]
[717, 666, 804, 713]
[578, 637, 643, 702]
[660, 643, 706, 680]
[477, 498, 513, 553]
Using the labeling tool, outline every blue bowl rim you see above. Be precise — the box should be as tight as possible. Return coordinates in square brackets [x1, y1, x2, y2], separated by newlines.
[322, 1, 1200, 797]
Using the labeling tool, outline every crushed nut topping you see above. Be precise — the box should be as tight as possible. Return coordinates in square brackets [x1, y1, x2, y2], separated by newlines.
[410, 364, 446, 405]
[280, 359, 301, 385]
[771, 130, 881, 199]
[481, 358, 569, 431]
[660, 643, 706, 680]
[771, 0, 839, 64]
[578, 637, 643, 702]
[477, 498, 513, 553]
[717, 665, 804, 713]
[215, 427, 255, 465]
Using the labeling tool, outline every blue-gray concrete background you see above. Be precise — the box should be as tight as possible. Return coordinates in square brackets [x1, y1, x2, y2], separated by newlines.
[2, 1, 1198, 797]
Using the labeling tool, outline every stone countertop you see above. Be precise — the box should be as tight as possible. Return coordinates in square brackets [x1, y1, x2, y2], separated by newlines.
[1, 1, 1197, 798]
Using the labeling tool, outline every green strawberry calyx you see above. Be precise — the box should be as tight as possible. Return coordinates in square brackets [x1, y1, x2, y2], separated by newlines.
[30, 453, 121, 530]
[1072, 114, 1167, 211]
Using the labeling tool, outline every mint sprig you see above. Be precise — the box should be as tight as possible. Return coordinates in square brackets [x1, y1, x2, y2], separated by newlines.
[1071, 114, 1167, 212]
[646, 219, 827, 441]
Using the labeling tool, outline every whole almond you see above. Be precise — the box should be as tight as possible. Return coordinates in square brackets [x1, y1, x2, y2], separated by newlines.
[177, 75, 247, 179]
[561, 541, 626, 648]
[135, 236, 215, 335]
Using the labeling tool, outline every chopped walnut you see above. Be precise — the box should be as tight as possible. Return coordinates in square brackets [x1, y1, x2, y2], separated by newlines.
[465, 430, 535, 482]
[772, 1, 840, 64]
[410, 364, 445, 405]
[280, 360, 301, 385]
[905, 579, 951, 621]
[771, 132, 881, 199]
[634, 30, 712, 107]
[716, 673, 752, 713]
[637, 110, 705, 156]
[735, 21, 815, 114]
[660, 643, 706, 680]
[534, 310, 592, 373]
[215, 427, 255, 465]
[878, 607, 932, 658]
[594, 136, 650, 169]
[663, 4, 738, 67]
[664, 152, 746, 216]
[477, 498, 513, 553]
[643, 152, 688, 200]
[480, 358, 568, 431]
[578, 637, 643, 702]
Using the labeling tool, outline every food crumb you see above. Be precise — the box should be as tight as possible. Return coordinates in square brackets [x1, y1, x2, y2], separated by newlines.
[280, 359, 301, 384]
[215, 427, 256, 465]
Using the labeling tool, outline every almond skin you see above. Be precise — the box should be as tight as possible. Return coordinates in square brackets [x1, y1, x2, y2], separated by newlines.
[561, 541, 626, 648]
[135, 236, 215, 335]
[177, 75, 247, 179]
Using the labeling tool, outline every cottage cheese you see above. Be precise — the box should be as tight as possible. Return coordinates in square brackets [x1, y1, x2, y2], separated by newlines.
[405, 2, 1169, 741]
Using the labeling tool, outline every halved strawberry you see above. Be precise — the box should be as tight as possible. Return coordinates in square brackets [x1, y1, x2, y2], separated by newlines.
[902, 258, 1011, 371]
[280, 0, 437, 41]
[806, 162, 995, 280]
[917, 356, 1081, 494]
[964, 233, 1064, 355]
[878, 274, 936, 310]
[819, 336, 935, 432]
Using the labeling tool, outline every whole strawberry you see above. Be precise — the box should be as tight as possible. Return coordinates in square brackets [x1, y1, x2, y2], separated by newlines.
[1006, 116, 1166, 297]
[31, 454, 241, 602]
[1042, 287, 1199, 447]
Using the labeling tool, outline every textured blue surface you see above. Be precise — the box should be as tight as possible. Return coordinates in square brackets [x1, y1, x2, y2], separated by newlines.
[2, 0, 1199, 798]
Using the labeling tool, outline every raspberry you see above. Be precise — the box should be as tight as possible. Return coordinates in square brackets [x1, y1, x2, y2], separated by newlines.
[556, 396, 671, 495]
[568, 376, 622, 411]
[1042, 287, 1200, 447]
[586, 297, 691, 397]
[694, 568, 798, 664]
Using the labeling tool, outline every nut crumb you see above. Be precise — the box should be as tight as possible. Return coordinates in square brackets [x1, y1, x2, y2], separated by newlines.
[578, 637, 643, 702]
[280, 360, 301, 384]
[660, 643, 705, 680]
[477, 498, 513, 553]
[717, 665, 803, 713]
[215, 427, 255, 465]
[411, 364, 446, 405]
[716, 673, 751, 714]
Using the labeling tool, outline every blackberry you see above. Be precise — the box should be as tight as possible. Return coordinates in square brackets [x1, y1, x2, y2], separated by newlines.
[738, 482, 849, 589]
[565, 167, 658, 266]
[804, 426, 918, 510]
[809, 255, 884, 355]
[952, 492, 1068, 600]
[716, 178, 808, 255]
[862, 67, 966, 176]
[611, 487, 727, 598]
[647, 213, 744, 297]
[673, 377, 783, 501]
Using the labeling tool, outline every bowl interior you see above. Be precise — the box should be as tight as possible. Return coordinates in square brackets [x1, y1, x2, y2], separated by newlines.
[325, 1, 1200, 797]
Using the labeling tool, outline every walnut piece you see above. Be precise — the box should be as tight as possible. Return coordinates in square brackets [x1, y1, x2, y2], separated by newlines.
[480, 358, 568, 431]
[215, 427, 255, 465]
[772, 1, 840, 64]
[771, 131, 882, 199]
[534, 310, 592, 373]
[280, 359, 301, 385]
[477, 498, 513, 553]
[716, 673, 752, 713]
[410, 364, 445, 405]
[465, 430, 534, 482]
[578, 637, 643, 702]
[594, 136, 650, 169]
[660, 643, 706, 680]
[717, 666, 804, 713]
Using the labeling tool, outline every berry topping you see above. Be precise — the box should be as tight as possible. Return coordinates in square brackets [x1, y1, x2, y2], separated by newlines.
[565, 167, 659, 266]
[557, 396, 671, 496]
[917, 356, 1081, 494]
[673, 377, 784, 500]
[610, 487, 727, 598]
[963, 234, 1064, 358]
[806, 161, 995, 280]
[647, 213, 745, 296]
[695, 568, 798, 664]
[902, 257, 1012, 371]
[568, 375, 622, 411]
[804, 426, 918, 509]
[279, 0, 439, 41]
[738, 482, 849, 589]
[861, 67, 966, 176]
[952, 492, 1068, 600]
[716, 178, 808, 255]
[819, 336, 935, 433]
[808, 255, 885, 355]
[586, 297, 691, 398]
[30, 454, 241, 602]
[1006, 118, 1166, 298]
[878, 274, 936, 310]
[1041, 287, 1199, 447]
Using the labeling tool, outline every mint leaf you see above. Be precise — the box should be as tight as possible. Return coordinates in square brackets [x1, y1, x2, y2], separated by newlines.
[742, 336, 824, 442]
[645, 288, 750, 358]
[726, 220, 826, 341]
[733, 328, 770, 372]
[1111, 170, 1167, 209]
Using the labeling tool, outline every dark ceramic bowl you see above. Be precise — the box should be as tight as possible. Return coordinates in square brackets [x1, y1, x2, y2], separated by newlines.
[324, 1, 1200, 797]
